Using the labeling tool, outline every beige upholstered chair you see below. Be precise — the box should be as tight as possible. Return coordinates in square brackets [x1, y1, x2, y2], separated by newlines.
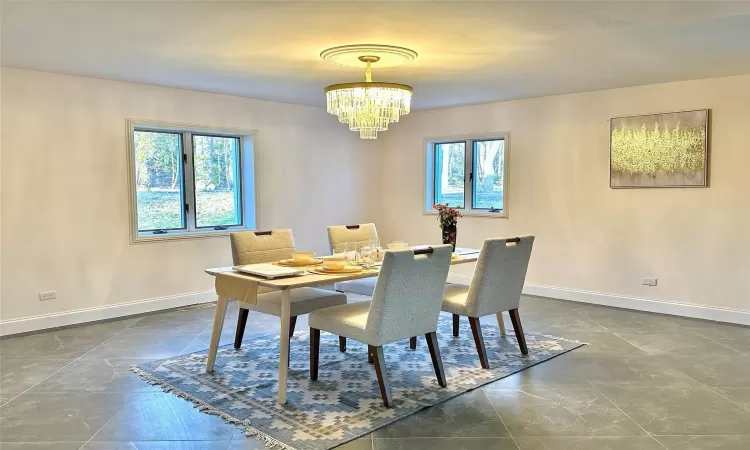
[326, 223, 380, 296]
[309, 245, 453, 407]
[230, 229, 348, 351]
[442, 236, 535, 368]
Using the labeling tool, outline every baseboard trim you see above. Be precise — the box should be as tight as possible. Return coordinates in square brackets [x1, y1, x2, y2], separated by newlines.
[446, 274, 750, 326]
[0, 290, 217, 337]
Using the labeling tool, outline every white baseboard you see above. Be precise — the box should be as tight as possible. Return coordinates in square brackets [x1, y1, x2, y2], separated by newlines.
[0, 290, 217, 337]
[447, 274, 750, 326]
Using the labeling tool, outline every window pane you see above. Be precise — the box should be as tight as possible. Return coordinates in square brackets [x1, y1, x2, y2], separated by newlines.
[434, 142, 465, 208]
[472, 139, 505, 210]
[192, 135, 242, 228]
[133, 130, 185, 231]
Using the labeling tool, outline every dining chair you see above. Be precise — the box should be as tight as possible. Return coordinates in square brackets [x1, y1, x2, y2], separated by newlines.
[326, 223, 380, 296]
[309, 245, 453, 407]
[230, 229, 348, 352]
[441, 236, 535, 368]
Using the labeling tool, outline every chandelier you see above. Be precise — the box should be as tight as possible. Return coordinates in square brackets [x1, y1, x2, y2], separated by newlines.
[322, 45, 417, 139]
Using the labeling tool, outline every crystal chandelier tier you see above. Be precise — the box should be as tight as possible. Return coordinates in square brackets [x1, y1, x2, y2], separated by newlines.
[321, 45, 417, 139]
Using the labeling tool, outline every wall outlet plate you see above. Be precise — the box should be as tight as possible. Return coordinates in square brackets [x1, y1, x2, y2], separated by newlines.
[39, 291, 56, 301]
[642, 278, 658, 287]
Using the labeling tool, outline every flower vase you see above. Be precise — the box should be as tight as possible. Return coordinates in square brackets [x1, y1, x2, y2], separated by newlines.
[442, 224, 457, 251]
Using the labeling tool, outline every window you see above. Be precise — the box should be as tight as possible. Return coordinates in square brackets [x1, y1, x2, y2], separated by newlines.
[426, 134, 508, 217]
[127, 121, 256, 242]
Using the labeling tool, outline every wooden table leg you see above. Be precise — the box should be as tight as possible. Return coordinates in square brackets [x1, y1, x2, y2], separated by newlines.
[277, 289, 292, 404]
[206, 295, 229, 372]
[496, 312, 507, 336]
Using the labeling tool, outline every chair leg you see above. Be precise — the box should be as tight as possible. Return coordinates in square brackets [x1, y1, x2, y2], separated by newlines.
[234, 308, 249, 349]
[339, 336, 347, 352]
[468, 317, 490, 369]
[409, 336, 417, 350]
[368, 348, 373, 364]
[496, 312, 507, 336]
[310, 328, 320, 381]
[289, 316, 297, 338]
[508, 308, 528, 355]
[369, 345, 392, 407]
[452, 314, 460, 337]
[425, 332, 447, 388]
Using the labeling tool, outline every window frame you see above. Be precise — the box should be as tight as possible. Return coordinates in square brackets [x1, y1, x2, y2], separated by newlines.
[126, 119, 258, 243]
[424, 132, 509, 218]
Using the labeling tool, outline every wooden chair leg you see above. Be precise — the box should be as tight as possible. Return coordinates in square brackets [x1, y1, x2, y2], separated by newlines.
[496, 312, 507, 336]
[508, 308, 528, 355]
[234, 308, 249, 349]
[289, 316, 297, 338]
[310, 328, 320, 380]
[370, 345, 392, 407]
[409, 336, 417, 350]
[468, 317, 490, 369]
[425, 332, 447, 387]
[339, 336, 346, 352]
[368, 349, 373, 364]
[452, 314, 460, 337]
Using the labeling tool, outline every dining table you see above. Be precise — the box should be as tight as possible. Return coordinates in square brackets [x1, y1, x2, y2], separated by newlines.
[204, 247, 481, 405]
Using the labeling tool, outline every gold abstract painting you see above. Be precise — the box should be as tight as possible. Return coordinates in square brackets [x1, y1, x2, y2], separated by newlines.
[610, 109, 709, 188]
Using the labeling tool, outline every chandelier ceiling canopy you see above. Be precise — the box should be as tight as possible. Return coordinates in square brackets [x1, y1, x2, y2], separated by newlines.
[321, 44, 417, 139]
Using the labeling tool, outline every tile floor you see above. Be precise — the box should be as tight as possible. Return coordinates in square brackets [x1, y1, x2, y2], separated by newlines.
[2, 294, 750, 450]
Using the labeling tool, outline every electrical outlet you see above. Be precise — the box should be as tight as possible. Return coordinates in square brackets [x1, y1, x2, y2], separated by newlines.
[642, 278, 658, 287]
[39, 291, 56, 301]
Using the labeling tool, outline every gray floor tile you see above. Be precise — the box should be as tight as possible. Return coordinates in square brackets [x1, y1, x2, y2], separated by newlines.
[693, 326, 750, 355]
[483, 387, 645, 437]
[558, 332, 645, 355]
[0, 394, 15, 407]
[0, 320, 138, 360]
[373, 438, 518, 450]
[712, 387, 750, 412]
[517, 314, 609, 335]
[128, 309, 214, 335]
[81, 443, 138, 450]
[0, 443, 86, 450]
[519, 296, 589, 315]
[80, 329, 200, 360]
[654, 435, 750, 449]
[583, 309, 716, 333]
[596, 385, 750, 435]
[373, 389, 510, 438]
[514, 436, 665, 450]
[657, 352, 750, 387]
[0, 358, 72, 395]
[29, 359, 153, 394]
[0, 392, 134, 442]
[132, 442, 230, 450]
[615, 330, 740, 356]
[92, 392, 237, 441]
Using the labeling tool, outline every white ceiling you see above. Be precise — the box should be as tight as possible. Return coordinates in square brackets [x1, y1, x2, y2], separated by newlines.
[4, 1, 750, 110]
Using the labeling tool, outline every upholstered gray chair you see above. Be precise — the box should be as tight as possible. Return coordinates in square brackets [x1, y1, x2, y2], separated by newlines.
[309, 245, 453, 407]
[442, 236, 535, 368]
[230, 229, 348, 351]
[326, 223, 380, 296]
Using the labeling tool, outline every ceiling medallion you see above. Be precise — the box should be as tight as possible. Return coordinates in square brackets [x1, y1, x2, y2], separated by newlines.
[321, 44, 417, 139]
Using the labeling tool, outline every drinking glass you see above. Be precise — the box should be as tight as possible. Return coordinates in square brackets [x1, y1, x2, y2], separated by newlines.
[344, 241, 357, 263]
[357, 241, 375, 267]
[332, 244, 347, 259]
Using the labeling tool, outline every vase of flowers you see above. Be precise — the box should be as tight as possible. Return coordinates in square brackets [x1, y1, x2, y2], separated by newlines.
[433, 204, 463, 251]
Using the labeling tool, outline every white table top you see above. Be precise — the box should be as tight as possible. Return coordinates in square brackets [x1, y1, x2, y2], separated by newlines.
[205, 248, 480, 289]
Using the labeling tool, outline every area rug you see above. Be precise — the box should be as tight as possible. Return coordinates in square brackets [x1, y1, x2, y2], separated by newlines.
[132, 313, 584, 450]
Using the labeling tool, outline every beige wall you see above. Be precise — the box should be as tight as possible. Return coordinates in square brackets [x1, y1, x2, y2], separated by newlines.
[0, 68, 377, 322]
[378, 74, 750, 313]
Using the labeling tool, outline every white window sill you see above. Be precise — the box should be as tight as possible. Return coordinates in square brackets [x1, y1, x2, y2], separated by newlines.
[131, 228, 247, 244]
[423, 210, 508, 219]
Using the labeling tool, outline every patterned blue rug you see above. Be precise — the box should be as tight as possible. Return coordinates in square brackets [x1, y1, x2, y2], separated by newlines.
[132, 313, 584, 450]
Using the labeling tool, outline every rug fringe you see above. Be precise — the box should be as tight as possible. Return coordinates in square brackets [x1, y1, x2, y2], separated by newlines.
[129, 366, 297, 450]
[526, 330, 590, 345]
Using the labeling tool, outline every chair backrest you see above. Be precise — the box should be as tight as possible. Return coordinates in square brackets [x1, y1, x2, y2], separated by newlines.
[365, 245, 453, 346]
[465, 236, 535, 317]
[327, 223, 379, 253]
[229, 229, 296, 265]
